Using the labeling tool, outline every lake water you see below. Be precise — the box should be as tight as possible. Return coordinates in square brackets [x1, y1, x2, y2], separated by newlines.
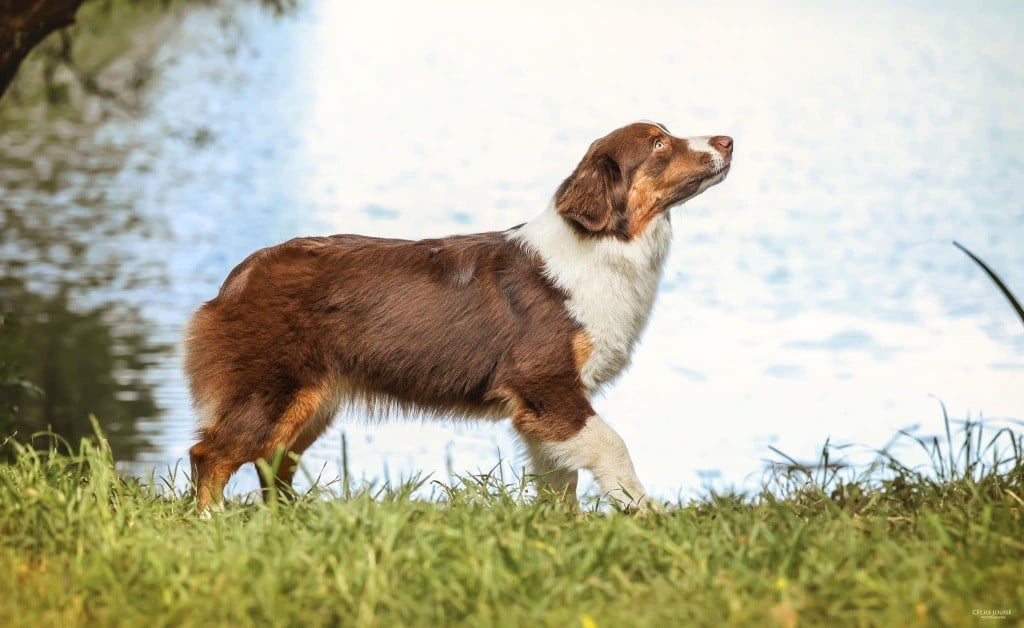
[2, 0, 1022, 500]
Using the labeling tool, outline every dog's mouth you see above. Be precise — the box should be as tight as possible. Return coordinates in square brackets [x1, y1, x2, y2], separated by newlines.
[706, 162, 731, 181]
[667, 163, 731, 208]
[694, 161, 730, 189]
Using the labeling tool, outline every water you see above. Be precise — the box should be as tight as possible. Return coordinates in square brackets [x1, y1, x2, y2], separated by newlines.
[2, 0, 1022, 499]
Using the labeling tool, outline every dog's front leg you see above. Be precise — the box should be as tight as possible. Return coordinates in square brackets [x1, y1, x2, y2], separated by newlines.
[547, 415, 650, 511]
[516, 407, 650, 511]
[524, 439, 580, 505]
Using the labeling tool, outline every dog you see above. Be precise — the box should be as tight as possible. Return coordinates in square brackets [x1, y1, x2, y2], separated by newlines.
[185, 122, 732, 511]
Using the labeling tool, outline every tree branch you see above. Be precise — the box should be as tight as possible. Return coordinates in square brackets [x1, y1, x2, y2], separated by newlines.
[0, 0, 87, 103]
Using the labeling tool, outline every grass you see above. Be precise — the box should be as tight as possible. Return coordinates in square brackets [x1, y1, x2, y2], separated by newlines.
[1, 418, 1022, 628]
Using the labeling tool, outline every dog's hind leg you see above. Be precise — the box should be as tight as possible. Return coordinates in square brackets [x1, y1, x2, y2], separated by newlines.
[190, 381, 335, 511]
[256, 440, 307, 502]
[256, 401, 336, 502]
[255, 382, 336, 503]
[189, 434, 243, 512]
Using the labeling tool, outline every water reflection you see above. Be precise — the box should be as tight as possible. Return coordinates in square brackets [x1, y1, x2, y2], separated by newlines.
[0, 120, 167, 458]
[1, 1, 1022, 499]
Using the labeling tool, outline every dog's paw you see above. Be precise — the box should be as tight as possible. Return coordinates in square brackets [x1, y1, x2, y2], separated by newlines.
[621, 495, 665, 516]
[196, 502, 224, 521]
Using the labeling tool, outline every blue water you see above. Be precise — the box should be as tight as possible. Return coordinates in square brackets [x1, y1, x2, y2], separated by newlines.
[2, 0, 1022, 499]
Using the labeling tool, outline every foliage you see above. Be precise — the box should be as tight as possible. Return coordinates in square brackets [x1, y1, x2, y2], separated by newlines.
[1, 0, 296, 115]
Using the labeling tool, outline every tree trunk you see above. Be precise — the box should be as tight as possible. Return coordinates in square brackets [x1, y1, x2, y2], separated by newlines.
[0, 0, 86, 103]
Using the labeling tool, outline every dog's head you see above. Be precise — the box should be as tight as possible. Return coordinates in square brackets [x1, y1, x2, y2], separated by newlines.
[555, 122, 732, 239]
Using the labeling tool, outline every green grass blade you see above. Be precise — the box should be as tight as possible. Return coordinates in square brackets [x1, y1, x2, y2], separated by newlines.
[953, 240, 1024, 331]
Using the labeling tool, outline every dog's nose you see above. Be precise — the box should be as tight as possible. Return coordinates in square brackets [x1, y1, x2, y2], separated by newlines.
[711, 136, 733, 154]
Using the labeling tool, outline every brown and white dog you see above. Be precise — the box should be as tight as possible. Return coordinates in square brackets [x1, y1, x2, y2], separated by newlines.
[185, 122, 732, 511]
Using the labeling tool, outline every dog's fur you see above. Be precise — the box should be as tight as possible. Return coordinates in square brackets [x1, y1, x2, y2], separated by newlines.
[185, 122, 733, 510]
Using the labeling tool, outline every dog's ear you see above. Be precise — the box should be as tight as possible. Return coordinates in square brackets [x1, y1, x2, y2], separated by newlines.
[554, 153, 625, 233]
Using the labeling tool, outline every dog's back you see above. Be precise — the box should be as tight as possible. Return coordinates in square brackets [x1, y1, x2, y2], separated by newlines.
[185, 231, 582, 507]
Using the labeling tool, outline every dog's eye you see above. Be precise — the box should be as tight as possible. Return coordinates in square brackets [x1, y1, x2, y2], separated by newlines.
[654, 140, 665, 150]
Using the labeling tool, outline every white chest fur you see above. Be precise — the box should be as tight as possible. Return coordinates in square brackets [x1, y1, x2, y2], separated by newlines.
[510, 207, 672, 392]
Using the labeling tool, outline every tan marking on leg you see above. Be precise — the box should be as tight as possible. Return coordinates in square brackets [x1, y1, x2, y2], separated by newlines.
[258, 381, 336, 502]
[264, 381, 336, 458]
[258, 405, 335, 499]
[190, 440, 243, 511]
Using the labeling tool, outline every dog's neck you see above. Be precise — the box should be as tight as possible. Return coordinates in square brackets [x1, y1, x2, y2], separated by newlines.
[510, 205, 673, 392]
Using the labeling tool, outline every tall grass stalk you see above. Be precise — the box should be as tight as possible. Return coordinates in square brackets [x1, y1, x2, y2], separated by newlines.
[954, 240, 1024, 331]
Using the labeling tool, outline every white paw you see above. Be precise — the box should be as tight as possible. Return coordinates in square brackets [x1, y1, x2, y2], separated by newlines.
[197, 502, 224, 520]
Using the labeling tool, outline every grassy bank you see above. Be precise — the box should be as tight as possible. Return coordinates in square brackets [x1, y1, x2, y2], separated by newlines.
[1, 423, 1022, 627]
